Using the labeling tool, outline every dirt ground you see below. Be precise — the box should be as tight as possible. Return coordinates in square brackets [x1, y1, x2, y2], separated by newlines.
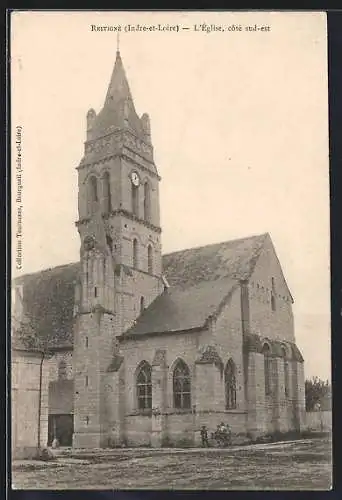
[12, 437, 332, 490]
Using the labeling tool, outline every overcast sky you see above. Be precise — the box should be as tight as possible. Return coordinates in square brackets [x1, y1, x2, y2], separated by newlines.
[11, 11, 330, 380]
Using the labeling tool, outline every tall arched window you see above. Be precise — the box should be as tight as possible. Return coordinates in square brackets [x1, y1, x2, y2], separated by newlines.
[173, 359, 191, 409]
[133, 238, 138, 268]
[89, 176, 98, 204]
[281, 346, 289, 397]
[103, 171, 111, 213]
[132, 184, 139, 216]
[143, 181, 151, 221]
[225, 359, 237, 409]
[136, 361, 152, 410]
[58, 360, 67, 380]
[147, 244, 153, 274]
[262, 343, 272, 396]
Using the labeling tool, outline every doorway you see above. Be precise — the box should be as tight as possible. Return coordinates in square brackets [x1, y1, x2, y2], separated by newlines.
[48, 414, 74, 446]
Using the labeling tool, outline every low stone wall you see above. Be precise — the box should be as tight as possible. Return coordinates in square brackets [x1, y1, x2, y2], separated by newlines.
[305, 411, 332, 431]
[123, 410, 248, 447]
[125, 414, 152, 446]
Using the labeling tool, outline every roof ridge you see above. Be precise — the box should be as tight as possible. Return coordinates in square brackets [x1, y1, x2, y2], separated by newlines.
[13, 261, 80, 282]
[13, 233, 269, 282]
[162, 232, 269, 258]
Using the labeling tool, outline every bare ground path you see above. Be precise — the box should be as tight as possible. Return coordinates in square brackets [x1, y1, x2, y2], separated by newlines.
[12, 437, 332, 490]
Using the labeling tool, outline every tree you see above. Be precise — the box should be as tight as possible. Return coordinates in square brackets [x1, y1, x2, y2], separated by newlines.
[305, 376, 331, 412]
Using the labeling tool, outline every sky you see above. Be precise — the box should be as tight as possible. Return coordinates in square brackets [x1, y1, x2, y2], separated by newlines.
[11, 11, 330, 380]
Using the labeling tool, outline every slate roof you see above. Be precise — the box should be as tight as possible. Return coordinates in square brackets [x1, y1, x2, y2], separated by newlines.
[123, 278, 239, 338]
[12, 262, 80, 349]
[12, 233, 268, 347]
[162, 233, 267, 288]
[123, 233, 267, 338]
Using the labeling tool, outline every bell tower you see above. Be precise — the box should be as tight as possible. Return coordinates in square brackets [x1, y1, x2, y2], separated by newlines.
[73, 49, 164, 448]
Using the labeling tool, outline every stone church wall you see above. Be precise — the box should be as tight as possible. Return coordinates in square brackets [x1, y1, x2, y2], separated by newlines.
[122, 330, 200, 414]
[119, 307, 251, 446]
[244, 238, 304, 435]
[47, 350, 73, 381]
[118, 269, 164, 334]
[121, 330, 200, 445]
[120, 225, 162, 276]
[248, 237, 295, 343]
[124, 414, 152, 446]
[211, 285, 246, 412]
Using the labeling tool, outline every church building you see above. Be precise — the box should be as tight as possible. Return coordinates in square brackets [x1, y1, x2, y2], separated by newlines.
[12, 48, 305, 453]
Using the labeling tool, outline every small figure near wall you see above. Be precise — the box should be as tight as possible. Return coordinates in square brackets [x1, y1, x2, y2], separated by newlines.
[51, 437, 59, 449]
[200, 425, 209, 447]
[212, 423, 232, 447]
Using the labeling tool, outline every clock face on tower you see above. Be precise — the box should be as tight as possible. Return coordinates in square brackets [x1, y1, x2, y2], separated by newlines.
[131, 171, 140, 187]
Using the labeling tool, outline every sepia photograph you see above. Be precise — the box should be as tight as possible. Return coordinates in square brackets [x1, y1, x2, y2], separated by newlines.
[10, 10, 331, 490]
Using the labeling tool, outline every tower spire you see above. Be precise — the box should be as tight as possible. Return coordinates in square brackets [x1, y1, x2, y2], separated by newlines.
[117, 31, 120, 54]
[88, 41, 146, 139]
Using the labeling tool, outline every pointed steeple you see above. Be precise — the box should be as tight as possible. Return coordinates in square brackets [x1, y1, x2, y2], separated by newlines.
[91, 49, 144, 139]
[104, 49, 133, 106]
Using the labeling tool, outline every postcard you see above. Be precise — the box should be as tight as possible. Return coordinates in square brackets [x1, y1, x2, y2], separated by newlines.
[11, 10, 331, 490]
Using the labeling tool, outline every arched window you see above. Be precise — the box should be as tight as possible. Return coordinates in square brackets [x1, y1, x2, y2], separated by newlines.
[281, 346, 289, 397]
[173, 359, 191, 409]
[143, 182, 151, 221]
[58, 360, 67, 380]
[140, 296, 145, 314]
[89, 176, 98, 205]
[147, 244, 153, 274]
[103, 171, 111, 213]
[133, 238, 138, 268]
[136, 361, 152, 410]
[132, 184, 139, 216]
[225, 359, 237, 409]
[262, 343, 272, 396]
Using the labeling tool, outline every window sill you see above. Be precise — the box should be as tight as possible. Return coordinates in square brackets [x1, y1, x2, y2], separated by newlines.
[127, 408, 194, 417]
[222, 409, 247, 414]
[165, 409, 193, 415]
[191, 409, 246, 415]
[127, 409, 152, 417]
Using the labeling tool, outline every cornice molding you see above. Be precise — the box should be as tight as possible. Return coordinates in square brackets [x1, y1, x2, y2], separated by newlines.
[76, 209, 162, 234]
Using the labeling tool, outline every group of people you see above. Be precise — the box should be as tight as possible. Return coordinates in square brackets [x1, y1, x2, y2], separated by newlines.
[200, 422, 232, 447]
